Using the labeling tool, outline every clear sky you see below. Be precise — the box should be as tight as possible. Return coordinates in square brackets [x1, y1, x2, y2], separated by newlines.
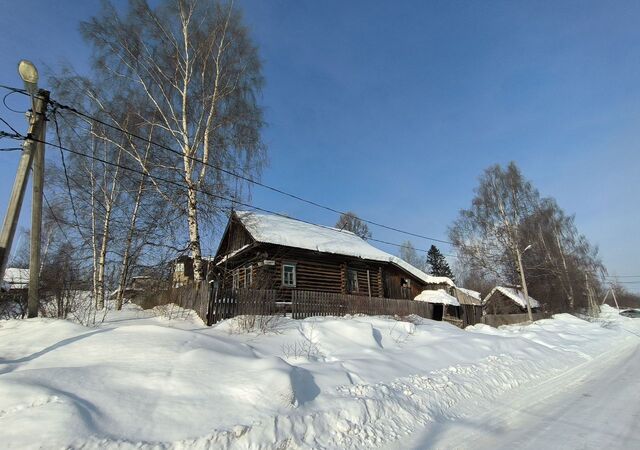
[1, 1, 639, 290]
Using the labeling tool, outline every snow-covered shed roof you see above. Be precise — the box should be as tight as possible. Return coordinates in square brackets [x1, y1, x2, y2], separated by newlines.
[414, 289, 460, 306]
[233, 211, 455, 287]
[454, 287, 483, 306]
[484, 286, 541, 309]
[456, 287, 481, 300]
[2, 268, 29, 290]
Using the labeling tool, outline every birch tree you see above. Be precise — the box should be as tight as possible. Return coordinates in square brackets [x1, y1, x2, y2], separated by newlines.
[81, 0, 266, 281]
[336, 212, 372, 240]
[450, 162, 605, 314]
[449, 162, 539, 320]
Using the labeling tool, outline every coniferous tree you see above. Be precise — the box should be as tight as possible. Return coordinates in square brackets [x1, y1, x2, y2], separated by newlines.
[426, 245, 455, 281]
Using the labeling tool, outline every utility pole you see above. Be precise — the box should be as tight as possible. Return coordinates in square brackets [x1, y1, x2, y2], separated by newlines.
[515, 244, 534, 322]
[27, 89, 49, 318]
[610, 286, 620, 310]
[0, 61, 48, 318]
[584, 273, 600, 316]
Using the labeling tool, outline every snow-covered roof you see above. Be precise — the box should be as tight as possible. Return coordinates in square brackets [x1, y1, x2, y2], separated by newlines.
[485, 286, 541, 309]
[414, 289, 460, 306]
[234, 211, 455, 287]
[456, 287, 481, 301]
[2, 268, 29, 290]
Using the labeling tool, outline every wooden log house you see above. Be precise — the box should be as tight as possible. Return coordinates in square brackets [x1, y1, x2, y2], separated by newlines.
[211, 211, 455, 303]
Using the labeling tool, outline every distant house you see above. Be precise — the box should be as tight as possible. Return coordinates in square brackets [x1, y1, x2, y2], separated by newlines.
[1, 268, 29, 293]
[111, 275, 168, 300]
[483, 286, 541, 315]
[212, 211, 454, 301]
[172, 255, 216, 287]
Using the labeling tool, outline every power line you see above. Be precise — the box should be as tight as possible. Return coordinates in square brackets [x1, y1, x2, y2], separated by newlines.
[49, 107, 85, 239]
[0, 116, 21, 136]
[0, 130, 24, 140]
[29, 134, 453, 258]
[50, 98, 453, 246]
[604, 275, 640, 278]
[3, 83, 454, 246]
[43, 191, 70, 241]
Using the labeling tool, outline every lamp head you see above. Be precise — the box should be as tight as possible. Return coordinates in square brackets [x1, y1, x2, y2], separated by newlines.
[18, 60, 39, 95]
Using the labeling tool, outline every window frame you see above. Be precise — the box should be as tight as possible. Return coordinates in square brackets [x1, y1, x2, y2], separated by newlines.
[232, 268, 240, 290]
[282, 262, 297, 288]
[244, 265, 253, 287]
[175, 262, 185, 273]
[346, 268, 359, 293]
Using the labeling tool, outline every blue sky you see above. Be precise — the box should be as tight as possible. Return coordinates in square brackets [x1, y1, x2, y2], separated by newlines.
[1, 1, 639, 289]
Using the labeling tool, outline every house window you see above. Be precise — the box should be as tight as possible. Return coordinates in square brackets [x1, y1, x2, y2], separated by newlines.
[347, 269, 359, 293]
[282, 263, 296, 287]
[175, 262, 185, 273]
[232, 269, 240, 289]
[244, 265, 253, 287]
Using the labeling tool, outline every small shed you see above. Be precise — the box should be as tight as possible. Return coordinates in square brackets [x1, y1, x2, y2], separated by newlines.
[454, 287, 484, 327]
[414, 289, 461, 324]
[483, 286, 541, 315]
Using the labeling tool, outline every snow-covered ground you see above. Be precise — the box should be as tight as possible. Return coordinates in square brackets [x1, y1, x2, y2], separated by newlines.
[0, 304, 638, 449]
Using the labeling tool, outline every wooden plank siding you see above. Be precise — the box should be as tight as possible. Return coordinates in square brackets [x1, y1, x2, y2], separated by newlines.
[218, 244, 398, 301]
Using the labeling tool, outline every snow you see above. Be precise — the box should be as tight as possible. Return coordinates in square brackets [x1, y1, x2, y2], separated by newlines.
[485, 285, 541, 308]
[0, 304, 638, 449]
[2, 267, 29, 290]
[235, 211, 455, 287]
[414, 289, 460, 306]
[456, 287, 481, 300]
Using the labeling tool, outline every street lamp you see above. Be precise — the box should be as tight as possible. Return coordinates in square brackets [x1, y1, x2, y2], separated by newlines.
[18, 60, 39, 95]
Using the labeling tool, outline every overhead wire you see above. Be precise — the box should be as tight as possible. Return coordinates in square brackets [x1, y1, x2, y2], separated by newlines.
[27, 133, 457, 258]
[49, 106, 86, 239]
[1, 83, 455, 247]
[49, 97, 454, 246]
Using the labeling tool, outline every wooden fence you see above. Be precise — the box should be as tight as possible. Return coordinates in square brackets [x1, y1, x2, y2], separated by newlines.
[136, 282, 210, 322]
[208, 288, 277, 325]
[135, 285, 480, 327]
[291, 290, 433, 319]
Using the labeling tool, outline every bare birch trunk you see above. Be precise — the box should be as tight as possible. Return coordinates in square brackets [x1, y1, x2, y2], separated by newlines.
[96, 149, 122, 310]
[186, 182, 203, 281]
[554, 227, 575, 310]
[115, 173, 146, 310]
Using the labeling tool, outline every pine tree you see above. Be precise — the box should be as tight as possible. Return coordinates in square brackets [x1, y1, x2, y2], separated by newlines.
[426, 245, 455, 281]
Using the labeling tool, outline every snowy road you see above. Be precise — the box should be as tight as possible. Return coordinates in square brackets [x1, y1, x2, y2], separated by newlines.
[406, 339, 640, 449]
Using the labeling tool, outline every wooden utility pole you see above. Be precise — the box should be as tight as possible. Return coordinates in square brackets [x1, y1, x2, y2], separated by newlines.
[584, 273, 600, 316]
[0, 90, 49, 296]
[610, 286, 620, 310]
[515, 245, 533, 322]
[27, 89, 49, 318]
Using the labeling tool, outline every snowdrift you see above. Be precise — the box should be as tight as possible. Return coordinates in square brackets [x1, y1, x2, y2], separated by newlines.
[0, 304, 637, 449]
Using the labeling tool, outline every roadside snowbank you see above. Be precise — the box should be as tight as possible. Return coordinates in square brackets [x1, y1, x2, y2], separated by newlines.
[0, 305, 637, 449]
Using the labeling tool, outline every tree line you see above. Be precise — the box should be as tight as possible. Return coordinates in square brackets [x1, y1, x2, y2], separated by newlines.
[3, 0, 265, 321]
